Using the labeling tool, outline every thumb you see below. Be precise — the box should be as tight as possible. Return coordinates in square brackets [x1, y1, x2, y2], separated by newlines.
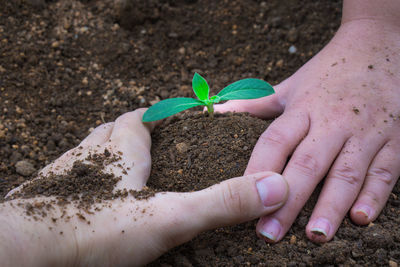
[149, 172, 288, 249]
[213, 83, 287, 119]
[190, 171, 288, 229]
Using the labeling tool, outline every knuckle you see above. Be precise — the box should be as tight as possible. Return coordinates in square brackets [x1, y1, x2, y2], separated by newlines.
[290, 153, 319, 177]
[259, 127, 289, 147]
[115, 113, 131, 125]
[115, 111, 140, 126]
[220, 183, 245, 217]
[362, 189, 381, 205]
[94, 122, 112, 131]
[330, 165, 362, 186]
[367, 167, 394, 186]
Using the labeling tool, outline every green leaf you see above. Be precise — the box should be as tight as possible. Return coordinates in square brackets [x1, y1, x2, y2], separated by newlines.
[217, 78, 274, 100]
[192, 73, 210, 101]
[209, 95, 221, 104]
[142, 98, 205, 122]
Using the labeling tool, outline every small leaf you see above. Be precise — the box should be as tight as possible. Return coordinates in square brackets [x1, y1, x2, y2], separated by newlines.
[209, 95, 221, 104]
[192, 73, 210, 101]
[142, 98, 204, 122]
[217, 78, 274, 100]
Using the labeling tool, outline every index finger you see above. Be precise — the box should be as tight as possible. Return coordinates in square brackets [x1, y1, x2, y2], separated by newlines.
[107, 109, 157, 190]
[245, 111, 309, 175]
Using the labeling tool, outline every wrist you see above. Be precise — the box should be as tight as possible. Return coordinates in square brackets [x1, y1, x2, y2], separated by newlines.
[342, 0, 400, 29]
[333, 17, 400, 57]
[0, 200, 79, 267]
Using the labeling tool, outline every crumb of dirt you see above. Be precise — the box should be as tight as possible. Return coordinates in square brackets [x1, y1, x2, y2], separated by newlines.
[15, 160, 36, 176]
[352, 107, 360, 114]
[368, 64, 374, 69]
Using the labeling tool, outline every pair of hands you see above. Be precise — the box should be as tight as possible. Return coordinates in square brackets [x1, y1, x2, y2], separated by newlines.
[3, 18, 400, 266]
[3, 109, 288, 266]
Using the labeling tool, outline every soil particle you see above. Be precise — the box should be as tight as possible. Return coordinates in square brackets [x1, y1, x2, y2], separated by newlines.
[353, 107, 360, 114]
[175, 142, 189, 154]
[15, 160, 36, 176]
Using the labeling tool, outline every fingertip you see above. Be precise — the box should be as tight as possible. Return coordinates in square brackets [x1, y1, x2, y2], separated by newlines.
[350, 204, 373, 225]
[256, 217, 283, 243]
[306, 230, 329, 243]
[256, 173, 289, 208]
[305, 217, 333, 243]
[138, 108, 163, 132]
[214, 92, 284, 119]
[213, 101, 237, 113]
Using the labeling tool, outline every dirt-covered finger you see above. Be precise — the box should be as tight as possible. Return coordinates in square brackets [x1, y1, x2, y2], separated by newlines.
[255, 130, 347, 242]
[245, 110, 309, 175]
[306, 135, 385, 242]
[108, 109, 154, 190]
[213, 83, 287, 119]
[350, 141, 400, 225]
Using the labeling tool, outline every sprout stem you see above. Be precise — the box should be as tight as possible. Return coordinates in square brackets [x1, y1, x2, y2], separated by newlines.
[206, 104, 214, 118]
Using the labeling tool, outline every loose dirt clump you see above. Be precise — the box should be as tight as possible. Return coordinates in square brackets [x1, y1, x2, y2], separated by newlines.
[8, 149, 155, 213]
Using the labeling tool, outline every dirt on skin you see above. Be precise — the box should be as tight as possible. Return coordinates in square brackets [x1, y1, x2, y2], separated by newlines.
[7, 148, 156, 212]
[1, 0, 400, 266]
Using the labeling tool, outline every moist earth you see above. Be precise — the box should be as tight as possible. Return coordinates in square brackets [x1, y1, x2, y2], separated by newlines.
[1, 0, 400, 266]
[149, 112, 270, 192]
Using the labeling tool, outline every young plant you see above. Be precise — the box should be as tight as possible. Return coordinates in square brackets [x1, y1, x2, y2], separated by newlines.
[142, 73, 274, 122]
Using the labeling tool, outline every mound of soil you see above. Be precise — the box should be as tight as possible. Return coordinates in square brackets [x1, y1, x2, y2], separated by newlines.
[1, 0, 400, 266]
[149, 112, 269, 192]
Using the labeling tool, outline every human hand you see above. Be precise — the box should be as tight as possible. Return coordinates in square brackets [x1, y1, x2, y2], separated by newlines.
[3, 109, 288, 267]
[215, 20, 400, 243]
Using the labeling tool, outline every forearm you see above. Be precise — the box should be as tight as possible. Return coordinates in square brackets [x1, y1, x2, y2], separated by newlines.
[0, 197, 163, 267]
[343, 0, 400, 27]
[0, 210, 26, 267]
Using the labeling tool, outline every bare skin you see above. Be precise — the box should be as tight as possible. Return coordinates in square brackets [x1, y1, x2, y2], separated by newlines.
[0, 109, 288, 267]
[215, 0, 400, 243]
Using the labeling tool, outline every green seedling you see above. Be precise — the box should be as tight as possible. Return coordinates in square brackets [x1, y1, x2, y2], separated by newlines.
[142, 73, 274, 122]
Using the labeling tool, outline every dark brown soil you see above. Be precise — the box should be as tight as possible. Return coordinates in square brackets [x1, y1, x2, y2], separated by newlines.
[1, 0, 400, 266]
[149, 112, 269, 192]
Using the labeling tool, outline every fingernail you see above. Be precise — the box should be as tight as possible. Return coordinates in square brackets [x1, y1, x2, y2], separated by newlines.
[259, 218, 282, 242]
[354, 204, 372, 219]
[256, 174, 287, 207]
[310, 218, 331, 237]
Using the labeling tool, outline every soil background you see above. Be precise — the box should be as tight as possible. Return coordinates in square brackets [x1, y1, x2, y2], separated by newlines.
[1, 0, 400, 266]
